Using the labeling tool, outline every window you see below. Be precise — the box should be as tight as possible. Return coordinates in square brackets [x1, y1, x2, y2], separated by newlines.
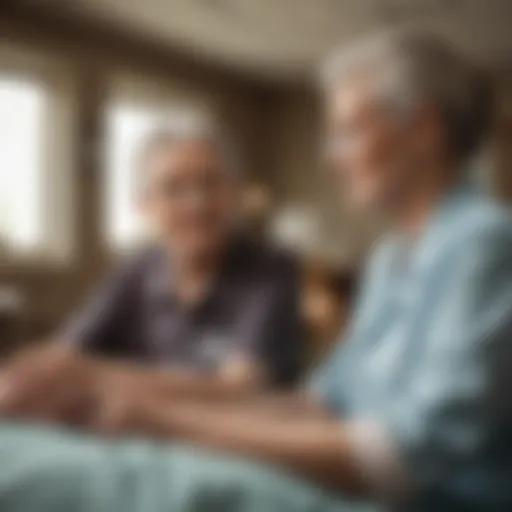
[105, 102, 160, 249]
[0, 76, 47, 253]
[0, 46, 75, 264]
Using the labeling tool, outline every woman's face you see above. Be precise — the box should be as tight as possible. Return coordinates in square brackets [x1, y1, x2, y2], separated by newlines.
[141, 139, 239, 258]
[326, 79, 435, 212]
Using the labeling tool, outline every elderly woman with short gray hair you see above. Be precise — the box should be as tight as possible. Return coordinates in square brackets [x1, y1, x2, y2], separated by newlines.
[61, 116, 303, 390]
[0, 27, 508, 512]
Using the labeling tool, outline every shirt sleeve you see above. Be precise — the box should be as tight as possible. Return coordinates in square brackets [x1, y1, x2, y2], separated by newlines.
[308, 239, 395, 413]
[230, 255, 304, 388]
[258, 257, 305, 387]
[349, 222, 512, 502]
[307, 338, 352, 414]
[59, 261, 139, 354]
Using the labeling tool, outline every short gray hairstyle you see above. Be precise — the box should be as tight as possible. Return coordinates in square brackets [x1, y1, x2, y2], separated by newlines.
[322, 27, 494, 162]
[138, 114, 240, 190]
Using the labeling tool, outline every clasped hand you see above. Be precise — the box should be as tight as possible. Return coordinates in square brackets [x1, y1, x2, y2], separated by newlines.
[0, 345, 146, 435]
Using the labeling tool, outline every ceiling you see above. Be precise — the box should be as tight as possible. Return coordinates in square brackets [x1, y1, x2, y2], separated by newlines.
[46, 0, 512, 82]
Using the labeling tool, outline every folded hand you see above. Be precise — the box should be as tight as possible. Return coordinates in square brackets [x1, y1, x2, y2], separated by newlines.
[0, 344, 97, 425]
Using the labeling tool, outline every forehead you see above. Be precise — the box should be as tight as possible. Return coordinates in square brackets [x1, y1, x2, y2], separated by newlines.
[141, 139, 227, 192]
[147, 138, 224, 171]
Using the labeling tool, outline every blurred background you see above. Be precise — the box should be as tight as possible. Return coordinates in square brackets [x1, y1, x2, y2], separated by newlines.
[0, 0, 511, 357]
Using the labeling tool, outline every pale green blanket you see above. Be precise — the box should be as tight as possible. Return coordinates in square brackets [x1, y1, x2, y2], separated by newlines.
[0, 422, 375, 512]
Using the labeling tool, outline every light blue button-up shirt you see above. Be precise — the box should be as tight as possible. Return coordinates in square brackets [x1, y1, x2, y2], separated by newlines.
[313, 179, 512, 511]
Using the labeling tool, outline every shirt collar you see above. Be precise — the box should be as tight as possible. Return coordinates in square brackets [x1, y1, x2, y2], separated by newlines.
[144, 235, 248, 307]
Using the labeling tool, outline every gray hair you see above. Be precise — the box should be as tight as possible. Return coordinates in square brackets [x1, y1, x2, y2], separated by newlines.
[138, 114, 241, 190]
[322, 27, 494, 162]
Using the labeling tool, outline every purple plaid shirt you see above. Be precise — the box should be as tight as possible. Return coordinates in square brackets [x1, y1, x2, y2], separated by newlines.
[63, 237, 303, 387]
